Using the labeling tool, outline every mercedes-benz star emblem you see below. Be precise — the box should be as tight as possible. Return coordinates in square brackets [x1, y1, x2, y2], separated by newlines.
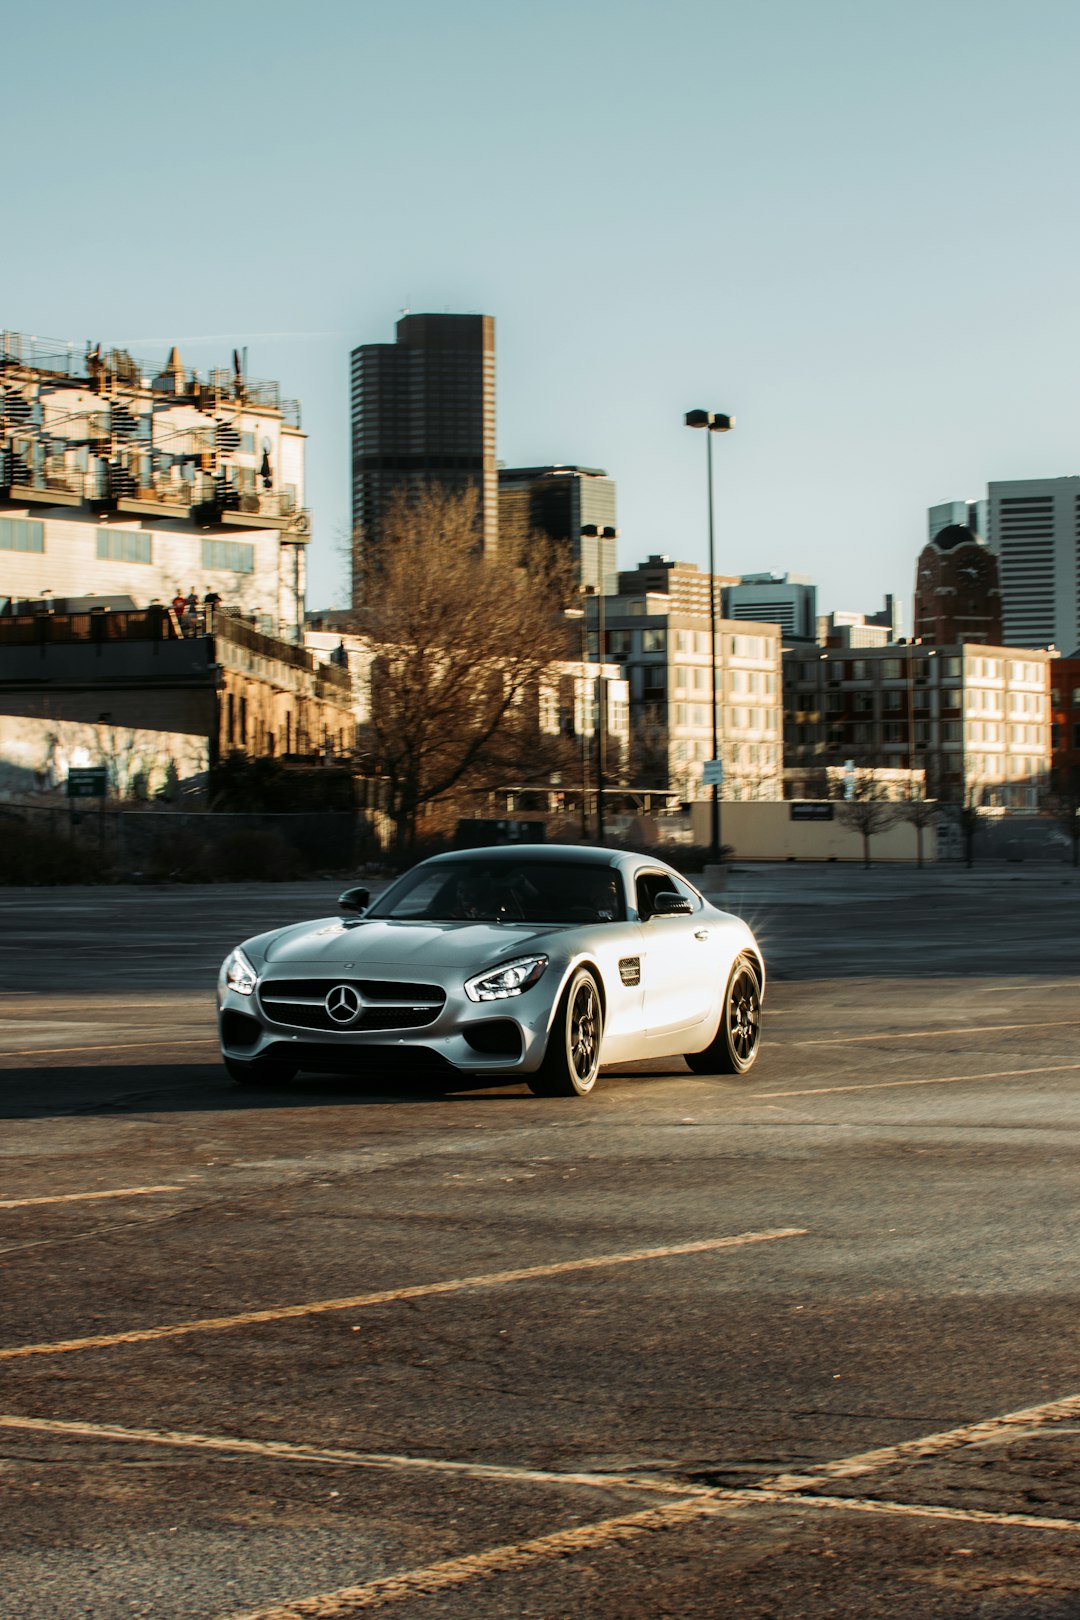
[325, 984, 363, 1025]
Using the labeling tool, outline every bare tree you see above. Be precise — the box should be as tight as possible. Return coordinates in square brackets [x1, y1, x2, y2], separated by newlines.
[350, 486, 575, 853]
[834, 771, 898, 867]
[895, 783, 940, 869]
[936, 777, 986, 869]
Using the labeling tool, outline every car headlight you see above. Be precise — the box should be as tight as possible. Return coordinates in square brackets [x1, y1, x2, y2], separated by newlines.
[224, 947, 258, 997]
[465, 955, 548, 1002]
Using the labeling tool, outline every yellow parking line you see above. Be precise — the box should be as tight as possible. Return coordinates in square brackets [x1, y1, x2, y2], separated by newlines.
[219, 1490, 1080, 1618]
[0, 1037, 216, 1059]
[0, 1186, 181, 1211]
[0, 1228, 806, 1362]
[0, 1414, 697, 1497]
[224, 1497, 721, 1617]
[795, 1019, 1080, 1046]
[9, 1384, 1080, 1619]
[755, 1062, 1080, 1099]
[768, 1388, 1080, 1486]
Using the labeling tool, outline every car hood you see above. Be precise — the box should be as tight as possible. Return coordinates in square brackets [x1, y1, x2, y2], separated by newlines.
[260, 917, 567, 973]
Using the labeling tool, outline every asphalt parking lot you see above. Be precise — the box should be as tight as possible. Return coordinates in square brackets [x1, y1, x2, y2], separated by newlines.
[1, 863, 1079, 1619]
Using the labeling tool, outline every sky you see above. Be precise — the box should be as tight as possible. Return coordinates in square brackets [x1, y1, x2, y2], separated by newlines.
[4, 0, 1079, 627]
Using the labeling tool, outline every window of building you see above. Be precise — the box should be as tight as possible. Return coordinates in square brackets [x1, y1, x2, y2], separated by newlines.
[882, 690, 903, 711]
[608, 629, 631, 657]
[641, 628, 665, 653]
[96, 528, 152, 564]
[202, 539, 255, 574]
[239, 432, 256, 455]
[0, 517, 44, 553]
[852, 660, 867, 680]
[881, 658, 902, 680]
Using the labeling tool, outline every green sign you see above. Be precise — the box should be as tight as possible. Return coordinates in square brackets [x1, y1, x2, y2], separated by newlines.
[67, 767, 108, 799]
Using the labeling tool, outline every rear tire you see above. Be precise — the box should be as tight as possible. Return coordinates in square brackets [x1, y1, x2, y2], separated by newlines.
[527, 969, 603, 1097]
[224, 1054, 298, 1087]
[684, 954, 762, 1076]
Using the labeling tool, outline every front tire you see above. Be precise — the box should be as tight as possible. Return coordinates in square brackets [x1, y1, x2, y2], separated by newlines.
[528, 969, 603, 1097]
[224, 1054, 299, 1087]
[685, 954, 762, 1076]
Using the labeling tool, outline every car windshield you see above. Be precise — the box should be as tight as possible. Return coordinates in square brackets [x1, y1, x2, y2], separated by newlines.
[368, 859, 627, 924]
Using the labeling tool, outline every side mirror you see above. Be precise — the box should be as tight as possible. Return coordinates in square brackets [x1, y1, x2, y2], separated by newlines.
[651, 891, 693, 918]
[337, 885, 370, 916]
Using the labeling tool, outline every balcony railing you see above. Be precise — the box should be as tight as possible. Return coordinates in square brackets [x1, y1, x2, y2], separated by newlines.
[1, 330, 300, 424]
[3, 456, 308, 531]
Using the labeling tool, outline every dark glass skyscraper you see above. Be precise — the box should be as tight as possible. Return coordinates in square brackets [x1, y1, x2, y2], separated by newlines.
[497, 464, 618, 596]
[349, 313, 496, 601]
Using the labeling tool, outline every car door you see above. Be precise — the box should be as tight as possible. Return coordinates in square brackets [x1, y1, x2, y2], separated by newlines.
[635, 869, 716, 1041]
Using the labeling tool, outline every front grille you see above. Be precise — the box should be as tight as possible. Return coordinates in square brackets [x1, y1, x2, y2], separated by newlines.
[258, 976, 445, 1033]
[260, 1041, 457, 1079]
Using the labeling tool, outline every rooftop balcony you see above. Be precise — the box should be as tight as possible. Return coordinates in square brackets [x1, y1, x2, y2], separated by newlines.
[0, 605, 351, 696]
[1, 452, 309, 535]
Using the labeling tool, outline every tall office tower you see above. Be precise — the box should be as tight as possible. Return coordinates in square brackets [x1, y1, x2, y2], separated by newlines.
[988, 477, 1080, 650]
[722, 572, 817, 642]
[913, 524, 1002, 645]
[497, 465, 617, 595]
[349, 313, 496, 601]
[929, 498, 987, 543]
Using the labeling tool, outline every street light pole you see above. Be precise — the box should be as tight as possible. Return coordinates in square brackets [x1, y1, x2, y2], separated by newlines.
[685, 409, 735, 865]
[584, 585, 606, 845]
[563, 605, 588, 838]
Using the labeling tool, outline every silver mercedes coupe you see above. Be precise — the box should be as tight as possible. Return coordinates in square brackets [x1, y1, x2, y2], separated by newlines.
[218, 845, 764, 1097]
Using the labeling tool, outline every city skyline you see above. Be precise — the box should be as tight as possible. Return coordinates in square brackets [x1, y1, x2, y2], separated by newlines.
[3, 0, 1079, 625]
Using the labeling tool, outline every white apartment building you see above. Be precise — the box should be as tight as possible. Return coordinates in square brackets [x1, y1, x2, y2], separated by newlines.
[987, 477, 1079, 653]
[784, 642, 1051, 808]
[603, 577, 783, 802]
[0, 332, 310, 638]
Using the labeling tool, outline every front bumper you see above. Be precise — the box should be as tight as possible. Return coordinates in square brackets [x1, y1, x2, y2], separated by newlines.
[217, 968, 558, 1075]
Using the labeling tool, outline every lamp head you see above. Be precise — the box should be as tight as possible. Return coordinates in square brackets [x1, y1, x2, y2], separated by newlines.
[685, 409, 735, 432]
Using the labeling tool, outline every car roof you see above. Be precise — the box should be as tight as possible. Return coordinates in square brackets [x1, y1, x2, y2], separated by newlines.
[417, 845, 697, 885]
[425, 844, 624, 869]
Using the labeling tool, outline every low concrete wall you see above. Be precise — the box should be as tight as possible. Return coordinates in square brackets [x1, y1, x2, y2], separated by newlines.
[690, 799, 935, 863]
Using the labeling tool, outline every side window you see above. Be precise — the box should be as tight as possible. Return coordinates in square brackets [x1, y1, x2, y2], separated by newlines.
[635, 871, 701, 918]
